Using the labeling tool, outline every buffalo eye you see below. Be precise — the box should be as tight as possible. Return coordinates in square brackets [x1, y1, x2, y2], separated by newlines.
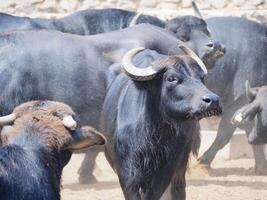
[167, 76, 182, 84]
[52, 111, 59, 117]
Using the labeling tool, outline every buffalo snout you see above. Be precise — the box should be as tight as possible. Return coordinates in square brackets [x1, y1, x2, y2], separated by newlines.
[206, 40, 226, 55]
[202, 93, 222, 114]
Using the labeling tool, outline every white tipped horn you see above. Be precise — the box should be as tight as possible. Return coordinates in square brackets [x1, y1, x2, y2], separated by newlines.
[0, 113, 16, 126]
[234, 113, 243, 123]
[129, 12, 143, 27]
[122, 47, 161, 81]
[62, 115, 77, 130]
[178, 45, 208, 75]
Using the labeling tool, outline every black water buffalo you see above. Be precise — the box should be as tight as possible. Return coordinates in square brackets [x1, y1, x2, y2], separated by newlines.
[0, 9, 163, 35]
[0, 8, 225, 62]
[0, 21, 225, 183]
[101, 48, 222, 200]
[0, 100, 106, 200]
[197, 16, 267, 174]
[232, 81, 267, 144]
[0, 6, 225, 68]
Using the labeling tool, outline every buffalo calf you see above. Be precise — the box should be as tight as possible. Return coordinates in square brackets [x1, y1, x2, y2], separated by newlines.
[0, 100, 106, 200]
[102, 47, 222, 200]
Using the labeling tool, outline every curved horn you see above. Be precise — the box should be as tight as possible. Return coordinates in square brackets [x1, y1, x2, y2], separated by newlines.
[129, 12, 143, 27]
[192, 1, 203, 19]
[178, 45, 208, 75]
[122, 47, 162, 81]
[0, 113, 17, 126]
[62, 115, 77, 130]
[245, 80, 257, 102]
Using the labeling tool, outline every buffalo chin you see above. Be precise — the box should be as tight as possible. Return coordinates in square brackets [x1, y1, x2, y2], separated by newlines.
[188, 108, 222, 120]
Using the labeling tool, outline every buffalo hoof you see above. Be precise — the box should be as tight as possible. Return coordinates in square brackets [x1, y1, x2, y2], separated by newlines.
[78, 174, 98, 185]
[77, 167, 98, 185]
[190, 163, 211, 178]
[255, 163, 267, 175]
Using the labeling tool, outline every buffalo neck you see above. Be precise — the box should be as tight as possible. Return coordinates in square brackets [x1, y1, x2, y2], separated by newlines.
[6, 122, 71, 193]
[115, 80, 190, 190]
[118, 79, 186, 140]
[11, 130, 67, 179]
[0, 134, 64, 200]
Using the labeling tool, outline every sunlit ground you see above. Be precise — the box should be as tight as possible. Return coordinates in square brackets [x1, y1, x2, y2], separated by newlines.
[61, 153, 267, 200]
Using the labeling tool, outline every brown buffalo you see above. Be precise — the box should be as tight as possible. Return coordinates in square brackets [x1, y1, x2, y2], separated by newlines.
[0, 100, 106, 200]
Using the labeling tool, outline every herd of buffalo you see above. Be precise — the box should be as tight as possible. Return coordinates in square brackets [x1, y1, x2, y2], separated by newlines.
[0, 1, 266, 200]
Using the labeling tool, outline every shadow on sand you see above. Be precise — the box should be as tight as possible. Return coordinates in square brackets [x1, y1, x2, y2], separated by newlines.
[63, 181, 120, 191]
[188, 179, 267, 190]
[209, 167, 256, 177]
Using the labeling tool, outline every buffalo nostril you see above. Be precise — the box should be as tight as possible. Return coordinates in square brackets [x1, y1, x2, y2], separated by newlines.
[202, 94, 220, 105]
[206, 42, 214, 49]
[212, 41, 226, 54]
[202, 94, 222, 115]
[202, 97, 212, 104]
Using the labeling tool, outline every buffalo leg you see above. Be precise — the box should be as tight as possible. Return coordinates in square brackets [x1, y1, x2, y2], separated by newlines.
[243, 127, 267, 174]
[142, 179, 172, 200]
[170, 176, 185, 200]
[198, 116, 236, 165]
[121, 186, 141, 200]
[170, 152, 188, 200]
[78, 147, 99, 184]
[143, 188, 169, 200]
[142, 163, 187, 200]
[252, 144, 267, 175]
[118, 174, 141, 200]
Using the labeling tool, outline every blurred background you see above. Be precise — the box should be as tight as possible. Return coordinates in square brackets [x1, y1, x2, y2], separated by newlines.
[2, 0, 267, 24]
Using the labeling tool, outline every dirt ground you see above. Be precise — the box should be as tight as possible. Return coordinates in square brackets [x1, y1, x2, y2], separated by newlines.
[61, 153, 267, 200]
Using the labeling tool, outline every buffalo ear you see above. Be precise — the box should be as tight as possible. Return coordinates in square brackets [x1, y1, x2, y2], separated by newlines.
[63, 126, 106, 152]
[245, 80, 258, 102]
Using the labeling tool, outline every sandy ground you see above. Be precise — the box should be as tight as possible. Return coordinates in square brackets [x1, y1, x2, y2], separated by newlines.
[61, 153, 267, 200]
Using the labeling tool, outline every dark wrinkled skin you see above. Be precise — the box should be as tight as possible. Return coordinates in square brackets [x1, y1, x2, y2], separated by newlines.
[101, 55, 222, 200]
[198, 16, 267, 174]
[233, 86, 267, 144]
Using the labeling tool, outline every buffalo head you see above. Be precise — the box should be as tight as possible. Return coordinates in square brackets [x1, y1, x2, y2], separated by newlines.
[121, 47, 222, 121]
[165, 2, 225, 68]
[232, 81, 267, 144]
[0, 100, 106, 166]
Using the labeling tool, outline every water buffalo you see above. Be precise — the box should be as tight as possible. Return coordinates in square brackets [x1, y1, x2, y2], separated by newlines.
[232, 81, 267, 144]
[197, 16, 267, 174]
[101, 48, 222, 200]
[0, 20, 225, 183]
[0, 8, 163, 35]
[0, 7, 225, 62]
[0, 100, 106, 200]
